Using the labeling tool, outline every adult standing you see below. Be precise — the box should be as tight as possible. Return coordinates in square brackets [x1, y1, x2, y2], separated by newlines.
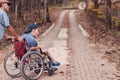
[0, 0, 22, 42]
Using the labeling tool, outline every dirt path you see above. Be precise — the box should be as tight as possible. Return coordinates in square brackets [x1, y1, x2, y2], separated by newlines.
[0, 10, 119, 80]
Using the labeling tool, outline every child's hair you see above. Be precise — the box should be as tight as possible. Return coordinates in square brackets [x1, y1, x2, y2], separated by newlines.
[24, 27, 38, 34]
[24, 31, 31, 34]
[24, 23, 38, 34]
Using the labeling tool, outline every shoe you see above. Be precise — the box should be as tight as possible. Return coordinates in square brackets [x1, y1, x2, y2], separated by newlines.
[53, 62, 61, 67]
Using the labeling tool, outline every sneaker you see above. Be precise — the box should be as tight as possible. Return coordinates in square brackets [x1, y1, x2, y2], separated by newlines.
[53, 62, 61, 67]
[48, 61, 61, 69]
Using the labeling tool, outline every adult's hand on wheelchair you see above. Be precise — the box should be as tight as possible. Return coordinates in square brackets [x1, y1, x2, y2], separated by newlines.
[17, 36, 24, 42]
[6, 37, 24, 43]
[6, 38, 12, 43]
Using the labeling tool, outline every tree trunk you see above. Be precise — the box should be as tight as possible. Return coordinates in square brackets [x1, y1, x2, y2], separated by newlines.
[14, 0, 18, 27]
[46, 2, 51, 23]
[18, 0, 22, 18]
[94, 0, 99, 9]
[44, 0, 47, 23]
[85, 0, 88, 12]
[15, 0, 18, 20]
[44, 0, 51, 23]
[106, 0, 111, 28]
[25, 0, 29, 10]
[30, 0, 32, 11]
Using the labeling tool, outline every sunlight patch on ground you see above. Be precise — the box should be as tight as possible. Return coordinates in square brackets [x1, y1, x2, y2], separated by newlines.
[58, 28, 68, 39]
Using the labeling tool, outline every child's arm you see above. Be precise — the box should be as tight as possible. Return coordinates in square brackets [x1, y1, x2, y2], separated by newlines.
[30, 46, 40, 51]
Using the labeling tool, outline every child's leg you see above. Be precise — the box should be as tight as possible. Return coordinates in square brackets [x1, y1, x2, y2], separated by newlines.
[46, 51, 56, 64]
[42, 48, 56, 64]
[42, 48, 60, 66]
[47, 52, 61, 67]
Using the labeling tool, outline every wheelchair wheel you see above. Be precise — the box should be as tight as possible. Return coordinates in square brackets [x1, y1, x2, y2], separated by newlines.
[21, 51, 44, 80]
[4, 51, 21, 78]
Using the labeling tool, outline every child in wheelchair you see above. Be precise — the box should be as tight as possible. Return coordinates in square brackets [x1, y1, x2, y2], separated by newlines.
[21, 23, 60, 73]
[4, 23, 60, 79]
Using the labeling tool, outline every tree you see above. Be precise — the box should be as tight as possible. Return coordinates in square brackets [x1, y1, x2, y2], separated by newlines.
[92, 0, 105, 9]
[85, 0, 88, 11]
[44, 0, 51, 23]
[106, 0, 111, 28]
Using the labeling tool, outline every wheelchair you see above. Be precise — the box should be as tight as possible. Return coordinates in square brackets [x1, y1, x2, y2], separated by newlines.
[20, 50, 56, 80]
[4, 50, 56, 80]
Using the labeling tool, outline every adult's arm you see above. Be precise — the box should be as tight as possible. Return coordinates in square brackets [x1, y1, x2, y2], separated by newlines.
[7, 26, 23, 41]
[7, 26, 18, 38]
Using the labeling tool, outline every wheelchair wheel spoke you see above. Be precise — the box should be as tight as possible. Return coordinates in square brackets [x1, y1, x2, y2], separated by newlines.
[21, 51, 44, 80]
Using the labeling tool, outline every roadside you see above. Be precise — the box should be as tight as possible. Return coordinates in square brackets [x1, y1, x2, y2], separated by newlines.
[76, 8, 120, 79]
[68, 10, 118, 80]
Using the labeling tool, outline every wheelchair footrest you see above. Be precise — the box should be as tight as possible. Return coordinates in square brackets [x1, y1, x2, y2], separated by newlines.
[48, 68, 54, 76]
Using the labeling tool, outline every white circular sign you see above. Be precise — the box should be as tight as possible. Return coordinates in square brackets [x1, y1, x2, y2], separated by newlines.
[78, 2, 86, 10]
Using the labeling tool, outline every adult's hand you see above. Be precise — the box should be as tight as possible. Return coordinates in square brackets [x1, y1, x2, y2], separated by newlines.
[17, 36, 24, 42]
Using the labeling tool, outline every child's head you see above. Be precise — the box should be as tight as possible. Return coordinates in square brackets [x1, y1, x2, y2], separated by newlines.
[24, 23, 40, 38]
